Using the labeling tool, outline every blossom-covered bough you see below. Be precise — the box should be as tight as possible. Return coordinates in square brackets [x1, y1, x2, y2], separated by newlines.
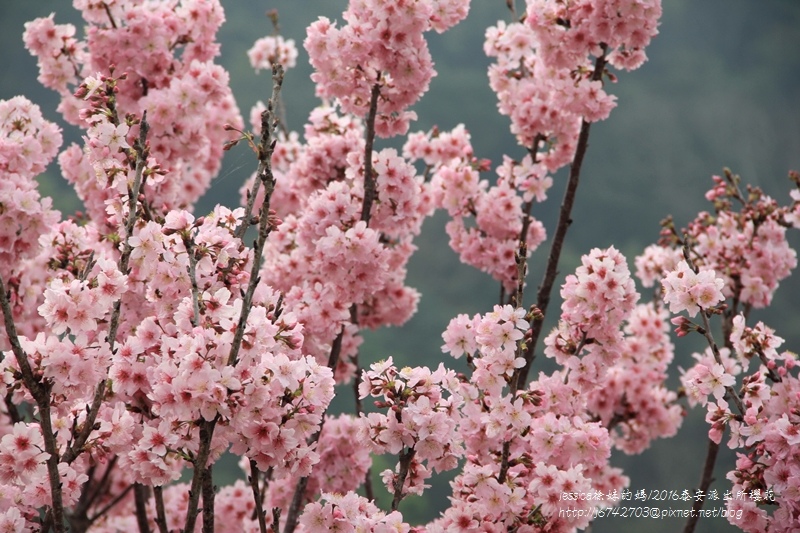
[1, 1, 798, 532]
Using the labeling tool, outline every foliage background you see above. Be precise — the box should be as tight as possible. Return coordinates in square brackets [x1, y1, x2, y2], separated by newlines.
[1, 1, 799, 531]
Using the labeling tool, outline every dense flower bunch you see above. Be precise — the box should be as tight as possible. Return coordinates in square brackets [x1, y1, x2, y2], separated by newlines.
[5, 0, 800, 532]
[299, 493, 408, 533]
[657, 171, 799, 310]
[305, 0, 469, 137]
[0, 97, 61, 281]
[588, 302, 683, 454]
[405, 126, 548, 291]
[23, 0, 242, 222]
[484, 0, 660, 169]
[436, 300, 634, 531]
[248, 35, 298, 72]
[526, 0, 662, 71]
[247, 109, 434, 379]
[359, 359, 464, 505]
[544, 246, 638, 385]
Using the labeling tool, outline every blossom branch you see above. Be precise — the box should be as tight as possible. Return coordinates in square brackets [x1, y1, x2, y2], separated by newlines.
[236, 66, 285, 240]
[0, 274, 66, 532]
[284, 336, 342, 533]
[186, 66, 284, 533]
[699, 311, 745, 416]
[227, 65, 284, 367]
[391, 448, 417, 512]
[63, 113, 151, 466]
[516, 50, 608, 389]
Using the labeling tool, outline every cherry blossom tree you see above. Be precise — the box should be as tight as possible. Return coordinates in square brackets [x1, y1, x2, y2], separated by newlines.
[1, 1, 798, 533]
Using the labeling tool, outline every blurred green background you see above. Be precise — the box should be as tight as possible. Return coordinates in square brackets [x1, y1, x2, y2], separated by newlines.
[2, 2, 799, 532]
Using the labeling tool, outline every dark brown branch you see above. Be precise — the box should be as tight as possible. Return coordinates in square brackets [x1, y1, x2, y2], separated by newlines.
[682, 439, 719, 533]
[202, 464, 215, 533]
[283, 476, 309, 533]
[248, 460, 268, 533]
[4, 392, 23, 424]
[391, 448, 416, 512]
[228, 66, 284, 367]
[183, 418, 218, 533]
[134, 484, 151, 533]
[271, 509, 281, 533]
[153, 486, 169, 533]
[1, 275, 65, 532]
[360, 83, 382, 225]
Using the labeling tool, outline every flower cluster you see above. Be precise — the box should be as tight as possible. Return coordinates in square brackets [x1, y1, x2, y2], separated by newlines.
[526, 0, 662, 71]
[305, 0, 469, 136]
[247, 103, 436, 377]
[408, 126, 547, 291]
[262, 415, 374, 514]
[587, 303, 683, 454]
[654, 172, 798, 309]
[678, 316, 800, 532]
[360, 359, 463, 501]
[436, 300, 645, 531]
[248, 35, 298, 72]
[544, 246, 639, 390]
[661, 173, 800, 531]
[24, 0, 243, 221]
[661, 260, 725, 318]
[484, 0, 660, 169]
[0, 97, 62, 281]
[299, 493, 407, 533]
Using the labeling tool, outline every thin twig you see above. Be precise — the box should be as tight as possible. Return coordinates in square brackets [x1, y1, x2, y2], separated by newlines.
[74, 457, 118, 527]
[248, 460, 268, 533]
[236, 66, 285, 241]
[228, 66, 284, 367]
[184, 235, 203, 327]
[682, 439, 719, 533]
[700, 312, 745, 415]
[88, 484, 135, 525]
